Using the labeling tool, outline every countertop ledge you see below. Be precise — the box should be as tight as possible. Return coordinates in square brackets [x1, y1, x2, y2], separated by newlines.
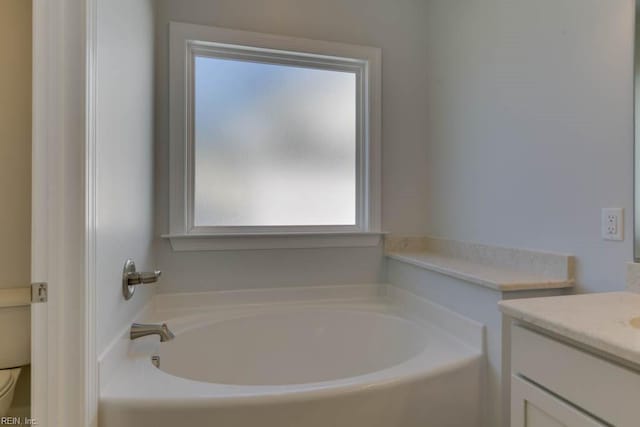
[386, 252, 574, 292]
[500, 292, 640, 367]
[384, 236, 574, 292]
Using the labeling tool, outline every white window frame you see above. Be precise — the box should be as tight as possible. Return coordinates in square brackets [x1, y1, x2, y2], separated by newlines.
[165, 22, 382, 250]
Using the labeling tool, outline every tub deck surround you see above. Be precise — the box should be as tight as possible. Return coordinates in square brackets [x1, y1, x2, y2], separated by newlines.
[385, 236, 575, 292]
[499, 291, 640, 367]
[99, 284, 484, 427]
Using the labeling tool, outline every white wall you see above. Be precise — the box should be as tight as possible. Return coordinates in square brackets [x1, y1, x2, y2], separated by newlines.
[422, 0, 635, 293]
[96, 0, 157, 355]
[154, 0, 433, 292]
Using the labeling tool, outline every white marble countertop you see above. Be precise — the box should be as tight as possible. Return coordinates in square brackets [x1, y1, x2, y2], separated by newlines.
[499, 292, 640, 366]
[385, 235, 574, 292]
[386, 251, 574, 292]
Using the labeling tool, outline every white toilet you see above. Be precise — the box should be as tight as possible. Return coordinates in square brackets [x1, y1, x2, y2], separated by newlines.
[0, 299, 30, 417]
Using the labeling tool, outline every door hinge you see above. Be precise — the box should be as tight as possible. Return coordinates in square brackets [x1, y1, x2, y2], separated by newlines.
[31, 282, 48, 303]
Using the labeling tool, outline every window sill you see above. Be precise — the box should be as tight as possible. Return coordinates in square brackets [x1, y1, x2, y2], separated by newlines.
[161, 232, 384, 251]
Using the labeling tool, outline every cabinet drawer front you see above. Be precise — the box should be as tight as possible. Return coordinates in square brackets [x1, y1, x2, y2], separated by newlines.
[512, 325, 640, 427]
[511, 375, 605, 427]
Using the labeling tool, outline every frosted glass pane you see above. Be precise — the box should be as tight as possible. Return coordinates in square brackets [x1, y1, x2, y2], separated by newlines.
[193, 56, 357, 227]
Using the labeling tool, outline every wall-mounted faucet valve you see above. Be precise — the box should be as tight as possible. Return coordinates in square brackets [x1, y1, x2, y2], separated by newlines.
[126, 270, 162, 286]
[122, 259, 162, 300]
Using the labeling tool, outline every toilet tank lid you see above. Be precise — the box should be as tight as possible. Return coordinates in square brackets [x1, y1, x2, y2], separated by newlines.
[0, 288, 30, 308]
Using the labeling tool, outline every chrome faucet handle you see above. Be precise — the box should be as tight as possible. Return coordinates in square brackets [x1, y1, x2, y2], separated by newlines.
[127, 270, 162, 285]
[122, 259, 162, 300]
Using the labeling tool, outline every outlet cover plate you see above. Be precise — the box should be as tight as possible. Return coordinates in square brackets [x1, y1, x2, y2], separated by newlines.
[602, 208, 624, 241]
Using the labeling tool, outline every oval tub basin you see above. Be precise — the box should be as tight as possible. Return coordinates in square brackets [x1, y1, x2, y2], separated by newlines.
[99, 301, 482, 427]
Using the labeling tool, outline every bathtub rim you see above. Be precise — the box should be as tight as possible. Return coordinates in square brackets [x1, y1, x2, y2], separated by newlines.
[99, 284, 485, 401]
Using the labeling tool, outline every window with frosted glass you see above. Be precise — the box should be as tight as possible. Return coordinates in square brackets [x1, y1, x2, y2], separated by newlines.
[193, 55, 358, 227]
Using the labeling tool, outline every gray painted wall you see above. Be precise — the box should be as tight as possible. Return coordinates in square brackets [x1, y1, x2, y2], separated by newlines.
[96, 0, 157, 355]
[421, 0, 635, 293]
[154, 0, 434, 292]
[155, 0, 634, 294]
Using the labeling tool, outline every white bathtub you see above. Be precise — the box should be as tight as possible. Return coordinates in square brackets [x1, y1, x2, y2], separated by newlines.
[99, 285, 483, 427]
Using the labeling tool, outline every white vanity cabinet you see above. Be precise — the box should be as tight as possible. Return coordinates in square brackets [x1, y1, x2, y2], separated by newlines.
[511, 374, 604, 426]
[510, 325, 640, 427]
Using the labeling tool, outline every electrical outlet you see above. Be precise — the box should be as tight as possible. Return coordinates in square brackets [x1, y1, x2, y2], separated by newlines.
[602, 208, 624, 241]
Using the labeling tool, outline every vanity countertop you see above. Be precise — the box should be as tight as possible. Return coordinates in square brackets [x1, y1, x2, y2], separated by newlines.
[499, 292, 640, 366]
